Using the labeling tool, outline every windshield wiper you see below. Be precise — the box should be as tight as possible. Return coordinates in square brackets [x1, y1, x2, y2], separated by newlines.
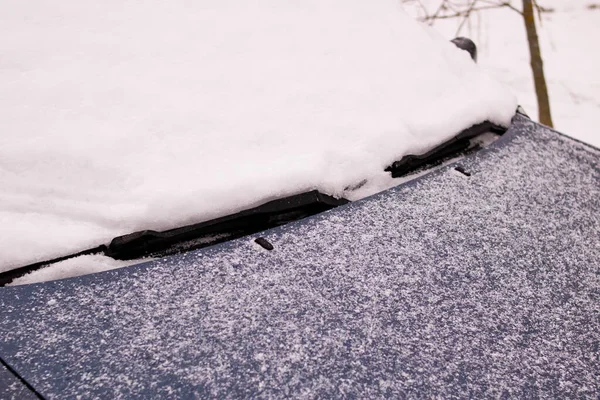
[106, 191, 348, 260]
[386, 121, 506, 178]
[0, 191, 348, 286]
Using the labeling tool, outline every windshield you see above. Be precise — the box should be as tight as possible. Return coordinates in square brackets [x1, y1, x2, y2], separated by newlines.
[0, 0, 516, 277]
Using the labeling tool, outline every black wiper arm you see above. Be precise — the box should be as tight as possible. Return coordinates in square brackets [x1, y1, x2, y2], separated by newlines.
[106, 190, 348, 260]
[0, 191, 348, 286]
[385, 121, 506, 178]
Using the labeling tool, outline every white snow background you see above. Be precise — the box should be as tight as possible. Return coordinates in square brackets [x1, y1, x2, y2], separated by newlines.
[403, 0, 600, 147]
[2, 0, 521, 280]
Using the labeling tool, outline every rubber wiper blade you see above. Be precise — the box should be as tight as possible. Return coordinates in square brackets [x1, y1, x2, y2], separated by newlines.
[386, 121, 506, 178]
[0, 191, 348, 286]
[106, 190, 348, 260]
[0, 246, 106, 287]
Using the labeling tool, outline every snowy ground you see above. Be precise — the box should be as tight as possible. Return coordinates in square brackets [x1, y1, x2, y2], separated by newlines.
[0, 0, 517, 279]
[403, 0, 600, 147]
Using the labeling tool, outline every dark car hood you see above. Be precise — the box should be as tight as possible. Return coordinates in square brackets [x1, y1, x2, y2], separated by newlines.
[1, 114, 599, 398]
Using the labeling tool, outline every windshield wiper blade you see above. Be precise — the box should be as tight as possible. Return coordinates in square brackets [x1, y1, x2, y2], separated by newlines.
[0, 191, 348, 286]
[0, 246, 107, 287]
[106, 190, 348, 260]
[386, 121, 506, 178]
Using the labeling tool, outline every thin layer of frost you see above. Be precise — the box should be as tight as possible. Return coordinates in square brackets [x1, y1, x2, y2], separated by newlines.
[0, 0, 516, 272]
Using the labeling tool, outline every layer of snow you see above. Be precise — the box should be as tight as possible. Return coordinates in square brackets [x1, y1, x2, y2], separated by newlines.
[10, 255, 145, 286]
[403, 0, 600, 147]
[0, 0, 516, 273]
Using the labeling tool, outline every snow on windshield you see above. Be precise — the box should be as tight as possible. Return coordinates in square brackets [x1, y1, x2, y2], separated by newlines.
[0, 0, 516, 273]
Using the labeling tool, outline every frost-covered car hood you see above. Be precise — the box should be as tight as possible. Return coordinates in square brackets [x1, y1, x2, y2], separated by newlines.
[0, 0, 516, 271]
[1, 115, 599, 398]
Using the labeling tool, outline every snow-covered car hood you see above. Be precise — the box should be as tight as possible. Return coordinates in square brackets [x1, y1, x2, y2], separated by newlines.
[0, 0, 516, 271]
[1, 116, 599, 398]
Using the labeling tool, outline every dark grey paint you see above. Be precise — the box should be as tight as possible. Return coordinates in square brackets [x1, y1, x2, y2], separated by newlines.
[0, 362, 38, 400]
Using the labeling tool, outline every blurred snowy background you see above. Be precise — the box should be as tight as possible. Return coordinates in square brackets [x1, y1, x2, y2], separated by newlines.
[403, 0, 600, 147]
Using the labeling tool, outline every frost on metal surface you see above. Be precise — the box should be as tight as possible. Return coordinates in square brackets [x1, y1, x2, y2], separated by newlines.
[0, 0, 517, 271]
[1, 117, 599, 398]
[0, 362, 37, 400]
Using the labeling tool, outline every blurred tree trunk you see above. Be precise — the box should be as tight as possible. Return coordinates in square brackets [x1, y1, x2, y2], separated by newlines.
[522, 0, 553, 127]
